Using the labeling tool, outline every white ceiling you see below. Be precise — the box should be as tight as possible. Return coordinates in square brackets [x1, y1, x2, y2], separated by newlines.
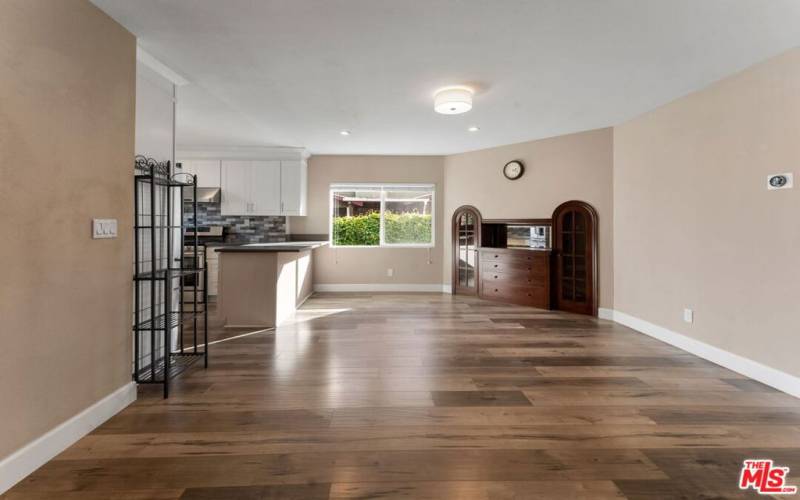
[92, 0, 800, 155]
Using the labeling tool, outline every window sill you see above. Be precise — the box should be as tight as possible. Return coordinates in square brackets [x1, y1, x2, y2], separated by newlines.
[329, 244, 435, 249]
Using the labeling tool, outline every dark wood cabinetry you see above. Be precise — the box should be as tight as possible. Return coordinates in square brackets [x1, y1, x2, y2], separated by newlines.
[451, 201, 597, 316]
[478, 247, 550, 309]
[552, 201, 597, 316]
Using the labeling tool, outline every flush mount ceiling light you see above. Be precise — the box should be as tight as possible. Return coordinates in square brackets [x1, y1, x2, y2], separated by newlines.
[434, 86, 473, 115]
[468, 126, 480, 132]
[339, 130, 351, 136]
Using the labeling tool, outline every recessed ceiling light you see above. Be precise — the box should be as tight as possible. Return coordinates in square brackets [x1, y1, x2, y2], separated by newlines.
[340, 130, 351, 136]
[468, 126, 480, 132]
[434, 86, 473, 115]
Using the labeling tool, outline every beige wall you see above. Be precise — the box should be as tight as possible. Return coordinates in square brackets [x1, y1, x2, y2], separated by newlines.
[443, 128, 614, 307]
[0, 0, 135, 459]
[614, 49, 800, 378]
[290, 155, 445, 286]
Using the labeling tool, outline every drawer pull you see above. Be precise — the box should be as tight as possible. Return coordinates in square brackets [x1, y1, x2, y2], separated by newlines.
[494, 289, 499, 292]
[494, 275, 498, 279]
[493, 264, 499, 268]
[494, 254, 499, 258]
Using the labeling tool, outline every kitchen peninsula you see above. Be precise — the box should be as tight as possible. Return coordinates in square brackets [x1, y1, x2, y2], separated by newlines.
[215, 241, 327, 328]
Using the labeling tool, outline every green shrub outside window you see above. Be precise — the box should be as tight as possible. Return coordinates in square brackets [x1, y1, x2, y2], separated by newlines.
[332, 211, 432, 246]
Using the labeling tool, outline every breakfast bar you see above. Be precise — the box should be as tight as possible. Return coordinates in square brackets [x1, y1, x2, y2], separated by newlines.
[215, 242, 327, 328]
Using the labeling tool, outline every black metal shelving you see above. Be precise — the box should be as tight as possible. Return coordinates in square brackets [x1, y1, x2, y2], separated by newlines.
[133, 155, 208, 398]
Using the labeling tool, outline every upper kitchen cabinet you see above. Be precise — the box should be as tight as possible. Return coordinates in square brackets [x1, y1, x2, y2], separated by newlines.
[220, 159, 306, 216]
[180, 159, 221, 187]
[280, 160, 307, 215]
[250, 160, 282, 215]
[221, 160, 254, 215]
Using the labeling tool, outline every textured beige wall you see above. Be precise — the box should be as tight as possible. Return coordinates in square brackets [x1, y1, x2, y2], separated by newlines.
[614, 49, 800, 378]
[0, 0, 135, 459]
[289, 155, 445, 286]
[443, 128, 614, 307]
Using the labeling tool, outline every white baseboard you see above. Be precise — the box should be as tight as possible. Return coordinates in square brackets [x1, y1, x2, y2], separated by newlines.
[314, 283, 450, 293]
[598, 307, 614, 320]
[608, 309, 800, 399]
[0, 382, 136, 494]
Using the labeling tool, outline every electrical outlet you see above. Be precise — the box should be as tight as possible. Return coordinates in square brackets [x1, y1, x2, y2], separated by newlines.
[387, 268, 394, 277]
[683, 308, 693, 324]
[92, 218, 118, 239]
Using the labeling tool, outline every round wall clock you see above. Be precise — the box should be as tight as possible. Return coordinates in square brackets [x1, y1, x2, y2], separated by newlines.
[503, 160, 525, 180]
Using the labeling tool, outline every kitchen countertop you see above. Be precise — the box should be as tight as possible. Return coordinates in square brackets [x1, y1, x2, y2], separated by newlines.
[214, 241, 328, 253]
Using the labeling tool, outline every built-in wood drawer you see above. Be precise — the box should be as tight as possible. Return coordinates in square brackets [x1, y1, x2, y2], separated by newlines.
[481, 282, 549, 309]
[480, 248, 549, 264]
[481, 259, 546, 277]
[481, 271, 547, 289]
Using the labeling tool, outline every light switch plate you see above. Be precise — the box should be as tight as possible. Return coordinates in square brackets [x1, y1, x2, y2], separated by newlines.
[683, 308, 693, 324]
[92, 219, 118, 239]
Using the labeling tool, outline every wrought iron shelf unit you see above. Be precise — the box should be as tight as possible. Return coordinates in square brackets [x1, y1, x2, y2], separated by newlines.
[133, 155, 208, 398]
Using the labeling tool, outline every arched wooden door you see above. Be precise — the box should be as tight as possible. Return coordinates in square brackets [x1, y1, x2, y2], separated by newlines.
[552, 201, 598, 316]
[451, 206, 482, 295]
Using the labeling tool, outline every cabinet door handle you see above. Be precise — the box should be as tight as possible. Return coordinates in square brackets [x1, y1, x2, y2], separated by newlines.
[281, 201, 284, 212]
[493, 264, 499, 268]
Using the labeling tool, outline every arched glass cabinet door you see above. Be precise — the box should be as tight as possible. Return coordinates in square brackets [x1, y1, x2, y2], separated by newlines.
[552, 201, 597, 316]
[452, 206, 482, 295]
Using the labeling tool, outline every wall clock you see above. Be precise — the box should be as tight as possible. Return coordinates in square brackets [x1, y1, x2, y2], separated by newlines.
[503, 160, 525, 180]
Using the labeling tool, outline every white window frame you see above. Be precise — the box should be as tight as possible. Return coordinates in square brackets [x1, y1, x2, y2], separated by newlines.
[329, 183, 436, 249]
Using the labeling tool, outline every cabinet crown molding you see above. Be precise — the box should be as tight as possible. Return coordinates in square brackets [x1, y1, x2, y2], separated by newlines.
[177, 146, 310, 161]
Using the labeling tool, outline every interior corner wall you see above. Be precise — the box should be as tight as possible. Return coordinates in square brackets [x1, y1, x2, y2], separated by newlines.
[135, 62, 175, 162]
[0, 0, 136, 460]
[442, 128, 614, 307]
[289, 155, 445, 286]
[613, 48, 800, 378]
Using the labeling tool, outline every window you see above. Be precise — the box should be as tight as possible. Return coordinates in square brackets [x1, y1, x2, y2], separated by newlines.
[330, 183, 435, 247]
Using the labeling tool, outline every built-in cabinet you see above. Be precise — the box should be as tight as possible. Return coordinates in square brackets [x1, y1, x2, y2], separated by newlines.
[178, 154, 307, 216]
[479, 247, 550, 309]
[451, 202, 598, 316]
[220, 159, 306, 216]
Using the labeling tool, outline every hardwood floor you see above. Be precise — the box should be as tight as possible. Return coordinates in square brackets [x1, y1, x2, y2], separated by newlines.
[5, 293, 800, 499]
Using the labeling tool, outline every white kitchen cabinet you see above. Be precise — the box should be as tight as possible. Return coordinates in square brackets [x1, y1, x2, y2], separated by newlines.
[221, 160, 251, 215]
[221, 159, 307, 216]
[250, 161, 282, 215]
[180, 159, 221, 187]
[280, 160, 307, 215]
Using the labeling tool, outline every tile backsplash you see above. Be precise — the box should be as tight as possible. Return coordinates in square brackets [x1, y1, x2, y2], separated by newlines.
[185, 202, 286, 244]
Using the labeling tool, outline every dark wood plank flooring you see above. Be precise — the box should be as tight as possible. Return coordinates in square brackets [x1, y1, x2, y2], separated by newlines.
[4, 293, 800, 499]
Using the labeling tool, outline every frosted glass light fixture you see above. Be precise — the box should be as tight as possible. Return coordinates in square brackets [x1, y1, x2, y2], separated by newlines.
[434, 86, 473, 114]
